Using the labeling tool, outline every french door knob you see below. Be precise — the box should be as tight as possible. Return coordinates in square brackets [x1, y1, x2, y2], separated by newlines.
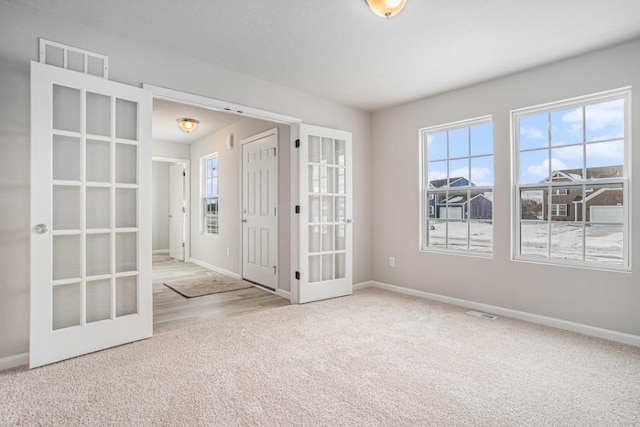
[345, 218, 353, 224]
[242, 219, 248, 223]
[33, 224, 48, 234]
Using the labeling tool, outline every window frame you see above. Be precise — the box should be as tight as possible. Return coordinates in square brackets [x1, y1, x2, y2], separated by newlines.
[419, 115, 494, 257]
[201, 152, 219, 236]
[511, 88, 631, 271]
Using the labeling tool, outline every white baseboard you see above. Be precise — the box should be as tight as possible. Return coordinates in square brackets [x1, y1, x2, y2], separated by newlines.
[276, 289, 291, 301]
[189, 257, 241, 280]
[353, 280, 375, 291]
[0, 352, 28, 371]
[364, 280, 640, 347]
[152, 249, 169, 254]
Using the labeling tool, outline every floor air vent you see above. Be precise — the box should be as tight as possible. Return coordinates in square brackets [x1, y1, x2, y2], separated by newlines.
[467, 310, 498, 320]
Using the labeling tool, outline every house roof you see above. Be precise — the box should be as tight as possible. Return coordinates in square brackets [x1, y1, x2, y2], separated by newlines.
[545, 166, 623, 182]
[429, 177, 468, 188]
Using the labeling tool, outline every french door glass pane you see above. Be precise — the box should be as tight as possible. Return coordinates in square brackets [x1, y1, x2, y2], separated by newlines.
[86, 233, 110, 276]
[115, 99, 137, 140]
[86, 92, 111, 136]
[86, 279, 111, 323]
[308, 136, 320, 163]
[86, 139, 110, 182]
[116, 232, 137, 273]
[52, 85, 80, 132]
[53, 186, 80, 230]
[52, 283, 81, 330]
[86, 187, 110, 229]
[309, 225, 321, 253]
[53, 135, 80, 181]
[116, 143, 137, 184]
[116, 188, 137, 228]
[52, 235, 80, 280]
[116, 276, 138, 317]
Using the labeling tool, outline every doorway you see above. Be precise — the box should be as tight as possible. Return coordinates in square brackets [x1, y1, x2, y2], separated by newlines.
[152, 157, 189, 261]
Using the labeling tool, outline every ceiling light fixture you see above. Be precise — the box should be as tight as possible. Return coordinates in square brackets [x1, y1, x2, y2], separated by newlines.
[176, 118, 200, 133]
[365, 0, 407, 18]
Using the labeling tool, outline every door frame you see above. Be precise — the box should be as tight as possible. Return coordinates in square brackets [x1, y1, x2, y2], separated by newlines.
[239, 128, 279, 292]
[142, 84, 302, 302]
[152, 156, 190, 261]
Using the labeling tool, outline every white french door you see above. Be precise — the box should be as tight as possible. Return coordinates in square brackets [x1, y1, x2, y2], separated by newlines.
[30, 62, 153, 368]
[242, 129, 278, 290]
[169, 163, 185, 261]
[297, 125, 353, 303]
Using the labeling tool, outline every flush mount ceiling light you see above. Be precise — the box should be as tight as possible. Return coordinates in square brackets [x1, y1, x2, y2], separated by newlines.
[176, 118, 200, 133]
[365, 0, 408, 18]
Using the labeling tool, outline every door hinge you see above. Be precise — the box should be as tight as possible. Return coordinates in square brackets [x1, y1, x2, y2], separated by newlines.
[274, 207, 277, 216]
[182, 169, 186, 177]
[273, 147, 277, 157]
[182, 206, 186, 213]
[295, 139, 300, 148]
[182, 242, 185, 247]
[295, 205, 300, 214]
[295, 271, 300, 280]
[273, 266, 277, 275]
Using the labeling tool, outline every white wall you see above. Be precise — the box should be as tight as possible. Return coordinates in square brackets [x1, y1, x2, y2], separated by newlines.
[371, 38, 640, 336]
[0, 3, 372, 359]
[152, 162, 170, 251]
[190, 118, 292, 292]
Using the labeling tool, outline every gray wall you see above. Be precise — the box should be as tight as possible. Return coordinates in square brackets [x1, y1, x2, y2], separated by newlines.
[190, 118, 292, 292]
[0, 3, 372, 358]
[371, 38, 640, 336]
[152, 162, 170, 251]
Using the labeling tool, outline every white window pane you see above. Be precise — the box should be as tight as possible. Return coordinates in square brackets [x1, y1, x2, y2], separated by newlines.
[470, 156, 493, 186]
[585, 184, 623, 224]
[585, 100, 624, 142]
[470, 122, 493, 156]
[520, 188, 545, 220]
[520, 222, 547, 258]
[448, 127, 468, 158]
[428, 160, 447, 186]
[469, 221, 492, 253]
[519, 149, 549, 184]
[551, 107, 582, 146]
[427, 221, 446, 248]
[447, 221, 468, 250]
[448, 158, 469, 183]
[585, 225, 623, 265]
[586, 140, 623, 179]
[550, 224, 583, 261]
[426, 132, 447, 161]
[519, 113, 548, 150]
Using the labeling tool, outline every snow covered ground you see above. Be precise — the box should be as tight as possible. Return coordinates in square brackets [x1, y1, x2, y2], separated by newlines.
[427, 221, 623, 264]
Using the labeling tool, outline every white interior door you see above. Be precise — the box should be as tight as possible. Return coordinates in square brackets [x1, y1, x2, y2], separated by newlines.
[30, 61, 153, 368]
[242, 129, 278, 290]
[297, 124, 353, 303]
[169, 163, 185, 261]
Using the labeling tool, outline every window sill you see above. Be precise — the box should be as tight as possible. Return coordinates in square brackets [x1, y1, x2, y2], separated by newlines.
[511, 256, 630, 273]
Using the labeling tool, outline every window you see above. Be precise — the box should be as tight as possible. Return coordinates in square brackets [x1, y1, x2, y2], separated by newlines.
[420, 117, 494, 255]
[202, 153, 219, 235]
[551, 204, 567, 217]
[513, 88, 629, 269]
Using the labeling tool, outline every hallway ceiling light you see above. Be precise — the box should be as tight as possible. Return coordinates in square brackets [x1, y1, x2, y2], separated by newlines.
[176, 118, 200, 133]
[365, 0, 408, 18]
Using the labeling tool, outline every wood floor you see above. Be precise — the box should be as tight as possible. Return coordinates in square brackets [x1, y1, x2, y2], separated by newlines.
[153, 254, 290, 334]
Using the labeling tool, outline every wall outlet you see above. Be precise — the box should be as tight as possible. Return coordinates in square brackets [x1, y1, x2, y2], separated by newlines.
[226, 247, 230, 256]
[389, 256, 395, 267]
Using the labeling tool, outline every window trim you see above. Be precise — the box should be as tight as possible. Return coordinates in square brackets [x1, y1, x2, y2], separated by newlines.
[201, 152, 219, 237]
[511, 87, 632, 272]
[418, 115, 494, 257]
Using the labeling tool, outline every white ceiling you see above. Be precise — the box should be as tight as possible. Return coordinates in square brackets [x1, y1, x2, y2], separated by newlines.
[152, 99, 241, 144]
[7, 0, 640, 111]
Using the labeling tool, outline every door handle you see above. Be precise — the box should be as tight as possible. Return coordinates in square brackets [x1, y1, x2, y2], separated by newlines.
[242, 219, 247, 223]
[169, 215, 173, 218]
[33, 224, 48, 234]
[345, 217, 353, 224]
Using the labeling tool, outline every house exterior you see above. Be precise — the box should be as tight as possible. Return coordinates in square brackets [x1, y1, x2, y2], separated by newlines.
[538, 166, 623, 222]
[427, 177, 492, 220]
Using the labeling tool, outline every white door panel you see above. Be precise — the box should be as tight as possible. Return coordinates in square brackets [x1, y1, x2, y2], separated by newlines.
[169, 163, 185, 261]
[242, 130, 278, 289]
[30, 61, 153, 368]
[297, 124, 353, 304]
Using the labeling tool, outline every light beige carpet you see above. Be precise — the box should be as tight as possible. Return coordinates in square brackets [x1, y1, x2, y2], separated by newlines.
[1, 288, 639, 426]
[164, 273, 252, 297]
